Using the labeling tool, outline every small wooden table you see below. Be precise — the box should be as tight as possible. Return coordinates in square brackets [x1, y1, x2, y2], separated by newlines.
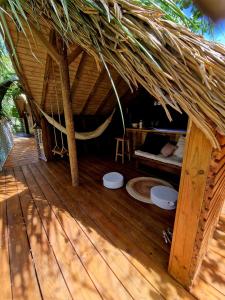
[126, 128, 186, 153]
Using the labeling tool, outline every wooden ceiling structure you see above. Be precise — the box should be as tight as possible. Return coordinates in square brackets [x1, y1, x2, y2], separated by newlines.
[1, 5, 224, 296]
[5, 18, 130, 117]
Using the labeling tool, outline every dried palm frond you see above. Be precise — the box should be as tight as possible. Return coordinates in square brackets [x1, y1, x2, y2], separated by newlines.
[0, 0, 225, 147]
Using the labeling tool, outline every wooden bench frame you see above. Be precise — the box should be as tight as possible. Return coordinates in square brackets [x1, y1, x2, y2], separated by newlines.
[135, 154, 182, 176]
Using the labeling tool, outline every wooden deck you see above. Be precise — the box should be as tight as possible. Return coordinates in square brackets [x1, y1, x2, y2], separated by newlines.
[4, 135, 38, 168]
[0, 138, 224, 300]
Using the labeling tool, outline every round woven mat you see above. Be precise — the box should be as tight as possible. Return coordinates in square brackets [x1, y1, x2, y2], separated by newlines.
[126, 177, 172, 204]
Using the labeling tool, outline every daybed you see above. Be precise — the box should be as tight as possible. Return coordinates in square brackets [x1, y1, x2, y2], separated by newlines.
[134, 134, 185, 175]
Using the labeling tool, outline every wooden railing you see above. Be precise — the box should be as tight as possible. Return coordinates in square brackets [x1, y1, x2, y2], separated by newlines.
[0, 118, 14, 170]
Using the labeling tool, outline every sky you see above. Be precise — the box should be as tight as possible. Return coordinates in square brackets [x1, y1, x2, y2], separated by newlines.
[205, 21, 225, 44]
[183, 6, 225, 44]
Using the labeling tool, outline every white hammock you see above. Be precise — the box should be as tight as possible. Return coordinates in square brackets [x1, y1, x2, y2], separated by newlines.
[35, 102, 115, 140]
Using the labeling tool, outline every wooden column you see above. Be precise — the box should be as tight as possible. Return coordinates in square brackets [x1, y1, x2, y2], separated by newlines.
[59, 44, 79, 186]
[169, 121, 225, 288]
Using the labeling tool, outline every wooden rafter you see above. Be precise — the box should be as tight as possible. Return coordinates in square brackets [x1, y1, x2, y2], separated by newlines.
[29, 22, 62, 65]
[100, 84, 130, 115]
[80, 69, 105, 115]
[70, 52, 89, 102]
[95, 76, 121, 114]
[40, 30, 55, 109]
[68, 46, 83, 65]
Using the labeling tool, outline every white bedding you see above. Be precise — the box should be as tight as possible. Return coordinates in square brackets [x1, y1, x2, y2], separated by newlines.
[134, 150, 182, 167]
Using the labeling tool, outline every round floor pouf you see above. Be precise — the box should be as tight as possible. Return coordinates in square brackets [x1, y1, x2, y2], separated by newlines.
[103, 172, 124, 189]
[151, 185, 178, 210]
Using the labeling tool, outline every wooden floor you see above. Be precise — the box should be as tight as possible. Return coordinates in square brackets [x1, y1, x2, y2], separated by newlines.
[0, 138, 224, 300]
[4, 135, 38, 168]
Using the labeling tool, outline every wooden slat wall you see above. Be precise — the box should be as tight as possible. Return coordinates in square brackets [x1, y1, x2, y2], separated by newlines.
[189, 134, 225, 282]
[169, 122, 225, 289]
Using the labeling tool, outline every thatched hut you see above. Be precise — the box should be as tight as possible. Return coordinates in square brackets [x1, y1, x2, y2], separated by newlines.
[0, 1, 224, 298]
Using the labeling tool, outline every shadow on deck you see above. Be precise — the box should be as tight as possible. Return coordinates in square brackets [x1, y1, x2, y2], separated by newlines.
[0, 137, 224, 300]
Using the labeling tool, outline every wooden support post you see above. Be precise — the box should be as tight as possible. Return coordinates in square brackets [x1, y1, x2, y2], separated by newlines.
[59, 44, 79, 186]
[169, 121, 225, 289]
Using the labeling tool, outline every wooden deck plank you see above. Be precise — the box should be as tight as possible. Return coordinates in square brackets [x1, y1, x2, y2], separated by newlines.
[191, 276, 225, 300]
[57, 160, 170, 263]
[43, 160, 168, 267]
[3, 137, 38, 169]
[30, 163, 167, 300]
[5, 168, 42, 300]
[21, 165, 102, 300]
[2, 142, 224, 300]
[33, 162, 141, 300]
[209, 228, 225, 258]
[75, 156, 176, 233]
[0, 171, 12, 300]
[197, 249, 225, 295]
[36, 160, 194, 300]
[13, 167, 73, 300]
[77, 159, 173, 253]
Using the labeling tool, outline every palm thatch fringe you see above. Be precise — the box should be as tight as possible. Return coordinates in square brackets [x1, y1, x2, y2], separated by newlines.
[1, 0, 225, 147]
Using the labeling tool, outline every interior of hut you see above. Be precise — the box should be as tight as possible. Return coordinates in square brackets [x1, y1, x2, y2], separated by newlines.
[46, 87, 188, 185]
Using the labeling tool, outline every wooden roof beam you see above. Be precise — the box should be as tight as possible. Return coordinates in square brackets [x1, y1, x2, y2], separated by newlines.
[30, 24, 83, 68]
[68, 46, 83, 65]
[70, 52, 89, 101]
[29, 23, 62, 65]
[104, 84, 130, 114]
[80, 69, 105, 115]
[95, 76, 121, 114]
[40, 30, 55, 109]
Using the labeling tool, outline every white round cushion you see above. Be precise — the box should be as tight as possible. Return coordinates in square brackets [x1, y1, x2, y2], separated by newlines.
[151, 185, 178, 210]
[103, 172, 124, 189]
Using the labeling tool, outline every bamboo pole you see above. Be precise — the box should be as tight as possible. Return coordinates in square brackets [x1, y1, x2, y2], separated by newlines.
[59, 44, 79, 186]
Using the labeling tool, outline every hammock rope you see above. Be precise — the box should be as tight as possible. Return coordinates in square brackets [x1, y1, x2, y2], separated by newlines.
[51, 61, 68, 157]
[35, 101, 115, 140]
[51, 101, 59, 152]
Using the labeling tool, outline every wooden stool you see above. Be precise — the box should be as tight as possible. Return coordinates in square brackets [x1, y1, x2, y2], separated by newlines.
[115, 137, 131, 164]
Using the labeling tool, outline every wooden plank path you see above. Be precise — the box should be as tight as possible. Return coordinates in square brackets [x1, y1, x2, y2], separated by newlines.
[0, 137, 224, 299]
[3, 136, 38, 169]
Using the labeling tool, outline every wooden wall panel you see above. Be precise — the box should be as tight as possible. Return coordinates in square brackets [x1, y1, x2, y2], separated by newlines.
[169, 122, 225, 289]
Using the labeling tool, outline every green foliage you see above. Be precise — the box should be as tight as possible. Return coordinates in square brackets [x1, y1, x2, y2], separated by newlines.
[135, 0, 212, 34]
[0, 34, 21, 119]
[0, 34, 15, 81]
[0, 82, 21, 118]
[174, 0, 213, 34]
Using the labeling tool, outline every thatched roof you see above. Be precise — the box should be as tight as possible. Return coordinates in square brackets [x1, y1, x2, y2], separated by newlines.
[0, 0, 225, 147]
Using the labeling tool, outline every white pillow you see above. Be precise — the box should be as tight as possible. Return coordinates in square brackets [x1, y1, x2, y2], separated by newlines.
[174, 136, 185, 160]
